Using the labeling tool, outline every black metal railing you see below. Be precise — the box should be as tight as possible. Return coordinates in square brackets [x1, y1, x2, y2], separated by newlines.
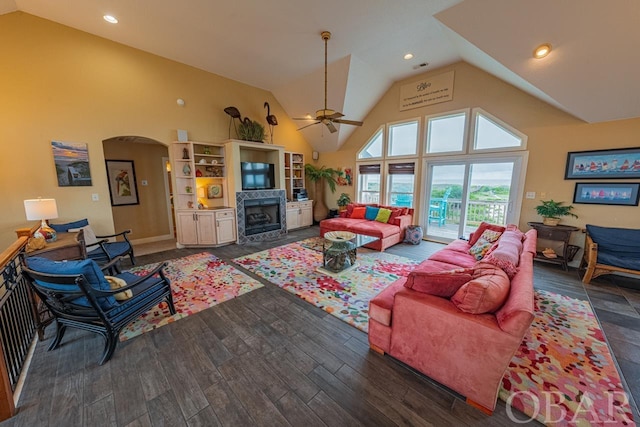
[0, 236, 37, 419]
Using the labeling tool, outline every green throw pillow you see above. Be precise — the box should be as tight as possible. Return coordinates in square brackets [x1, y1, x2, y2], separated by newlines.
[375, 208, 392, 223]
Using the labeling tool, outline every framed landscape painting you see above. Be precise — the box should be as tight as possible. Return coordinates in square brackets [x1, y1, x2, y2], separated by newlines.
[105, 160, 139, 206]
[565, 147, 640, 179]
[573, 182, 640, 206]
[52, 140, 92, 186]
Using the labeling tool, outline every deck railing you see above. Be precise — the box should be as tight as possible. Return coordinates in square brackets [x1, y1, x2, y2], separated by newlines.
[0, 234, 38, 420]
[445, 200, 508, 225]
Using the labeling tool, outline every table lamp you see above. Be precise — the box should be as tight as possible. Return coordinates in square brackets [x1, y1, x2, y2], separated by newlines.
[24, 198, 59, 242]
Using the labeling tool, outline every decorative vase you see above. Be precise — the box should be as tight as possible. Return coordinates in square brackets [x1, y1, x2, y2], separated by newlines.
[543, 217, 560, 226]
[313, 179, 329, 222]
[182, 164, 191, 176]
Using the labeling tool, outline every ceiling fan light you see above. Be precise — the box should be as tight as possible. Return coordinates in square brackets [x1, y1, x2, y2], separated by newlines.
[533, 43, 552, 59]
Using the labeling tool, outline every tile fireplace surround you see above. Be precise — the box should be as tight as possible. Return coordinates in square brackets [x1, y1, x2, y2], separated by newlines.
[236, 189, 287, 244]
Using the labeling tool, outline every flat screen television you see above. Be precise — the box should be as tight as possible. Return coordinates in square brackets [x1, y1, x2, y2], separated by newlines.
[241, 162, 276, 190]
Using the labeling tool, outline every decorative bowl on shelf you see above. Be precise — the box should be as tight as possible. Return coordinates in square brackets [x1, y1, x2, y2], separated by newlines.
[324, 231, 355, 242]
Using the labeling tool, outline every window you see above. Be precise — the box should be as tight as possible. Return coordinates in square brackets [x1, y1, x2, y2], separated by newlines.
[388, 120, 418, 157]
[387, 162, 415, 207]
[472, 109, 526, 151]
[426, 110, 468, 154]
[357, 163, 381, 204]
[358, 127, 384, 159]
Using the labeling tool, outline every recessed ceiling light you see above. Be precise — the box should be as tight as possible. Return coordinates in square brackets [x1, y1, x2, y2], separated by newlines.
[103, 15, 118, 24]
[533, 43, 552, 59]
[403, 53, 414, 60]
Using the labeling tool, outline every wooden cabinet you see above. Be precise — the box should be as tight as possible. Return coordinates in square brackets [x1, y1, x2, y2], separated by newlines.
[284, 152, 305, 201]
[215, 209, 236, 244]
[171, 141, 236, 246]
[286, 201, 313, 230]
[176, 211, 215, 245]
[176, 209, 236, 246]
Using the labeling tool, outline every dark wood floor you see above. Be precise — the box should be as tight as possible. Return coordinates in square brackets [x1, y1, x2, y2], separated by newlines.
[3, 226, 639, 426]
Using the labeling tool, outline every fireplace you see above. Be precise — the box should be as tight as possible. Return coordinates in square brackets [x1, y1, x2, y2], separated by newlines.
[244, 197, 281, 236]
[236, 189, 286, 243]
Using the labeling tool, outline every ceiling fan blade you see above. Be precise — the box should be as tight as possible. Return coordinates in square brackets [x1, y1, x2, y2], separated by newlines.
[325, 121, 337, 133]
[293, 117, 317, 121]
[297, 121, 321, 131]
[333, 119, 363, 126]
[327, 112, 344, 119]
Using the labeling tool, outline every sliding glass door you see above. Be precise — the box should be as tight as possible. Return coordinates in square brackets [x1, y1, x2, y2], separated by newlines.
[424, 155, 525, 241]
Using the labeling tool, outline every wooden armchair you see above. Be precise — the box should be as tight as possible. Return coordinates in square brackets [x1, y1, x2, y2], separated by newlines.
[21, 255, 175, 364]
[580, 224, 640, 284]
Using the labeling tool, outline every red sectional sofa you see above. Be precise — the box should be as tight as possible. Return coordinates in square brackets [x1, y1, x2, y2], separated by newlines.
[319, 204, 414, 251]
[368, 223, 537, 413]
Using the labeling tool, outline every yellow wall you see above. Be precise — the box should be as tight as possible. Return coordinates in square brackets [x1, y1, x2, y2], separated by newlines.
[102, 140, 170, 240]
[0, 12, 312, 248]
[324, 62, 640, 251]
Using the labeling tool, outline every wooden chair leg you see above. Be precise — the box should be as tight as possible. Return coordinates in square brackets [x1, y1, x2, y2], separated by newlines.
[369, 343, 385, 355]
[466, 398, 493, 415]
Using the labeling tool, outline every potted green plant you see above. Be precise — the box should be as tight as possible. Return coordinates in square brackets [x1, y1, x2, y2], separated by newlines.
[304, 164, 338, 222]
[337, 193, 351, 212]
[535, 199, 578, 226]
[237, 118, 265, 142]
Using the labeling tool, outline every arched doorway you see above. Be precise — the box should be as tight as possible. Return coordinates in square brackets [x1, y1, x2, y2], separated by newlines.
[102, 136, 175, 245]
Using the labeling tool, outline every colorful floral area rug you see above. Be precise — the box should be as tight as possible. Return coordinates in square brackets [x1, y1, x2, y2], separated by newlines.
[234, 237, 419, 331]
[500, 289, 635, 426]
[119, 252, 263, 341]
[235, 238, 635, 426]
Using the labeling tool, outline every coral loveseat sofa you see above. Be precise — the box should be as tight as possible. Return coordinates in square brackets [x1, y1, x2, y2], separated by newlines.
[368, 223, 537, 413]
[319, 204, 414, 251]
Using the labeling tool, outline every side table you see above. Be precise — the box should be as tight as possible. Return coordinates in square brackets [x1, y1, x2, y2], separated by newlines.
[527, 222, 580, 271]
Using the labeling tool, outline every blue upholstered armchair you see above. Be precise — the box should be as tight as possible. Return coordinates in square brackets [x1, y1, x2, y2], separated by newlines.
[21, 255, 175, 364]
[580, 224, 640, 284]
[50, 219, 135, 270]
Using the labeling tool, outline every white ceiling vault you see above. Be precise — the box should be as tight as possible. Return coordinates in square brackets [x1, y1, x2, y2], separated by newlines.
[3, 0, 639, 152]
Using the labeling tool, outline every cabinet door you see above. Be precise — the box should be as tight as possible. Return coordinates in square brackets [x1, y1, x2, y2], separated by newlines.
[286, 204, 300, 230]
[196, 212, 216, 245]
[215, 210, 236, 244]
[300, 202, 313, 227]
[176, 212, 198, 245]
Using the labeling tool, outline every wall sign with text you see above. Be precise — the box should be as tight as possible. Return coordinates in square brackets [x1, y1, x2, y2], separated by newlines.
[399, 71, 454, 111]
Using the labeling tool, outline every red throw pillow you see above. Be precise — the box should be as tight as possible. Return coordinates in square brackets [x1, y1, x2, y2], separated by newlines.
[404, 268, 474, 297]
[351, 206, 366, 219]
[451, 263, 510, 314]
[468, 222, 506, 246]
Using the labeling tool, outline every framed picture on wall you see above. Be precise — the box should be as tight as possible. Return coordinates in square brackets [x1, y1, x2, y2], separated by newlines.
[51, 140, 93, 186]
[105, 160, 140, 206]
[565, 147, 640, 179]
[573, 182, 640, 206]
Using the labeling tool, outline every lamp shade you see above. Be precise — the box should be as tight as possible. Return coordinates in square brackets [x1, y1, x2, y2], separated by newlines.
[24, 198, 59, 221]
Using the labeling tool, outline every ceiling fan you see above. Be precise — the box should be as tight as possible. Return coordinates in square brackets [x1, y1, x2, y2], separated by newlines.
[295, 31, 363, 134]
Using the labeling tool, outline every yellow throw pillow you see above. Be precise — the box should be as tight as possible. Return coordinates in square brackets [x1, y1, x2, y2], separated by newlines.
[104, 276, 133, 301]
[375, 208, 392, 223]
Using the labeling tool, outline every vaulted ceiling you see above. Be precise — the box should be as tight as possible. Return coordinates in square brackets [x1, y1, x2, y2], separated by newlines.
[2, 0, 638, 152]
